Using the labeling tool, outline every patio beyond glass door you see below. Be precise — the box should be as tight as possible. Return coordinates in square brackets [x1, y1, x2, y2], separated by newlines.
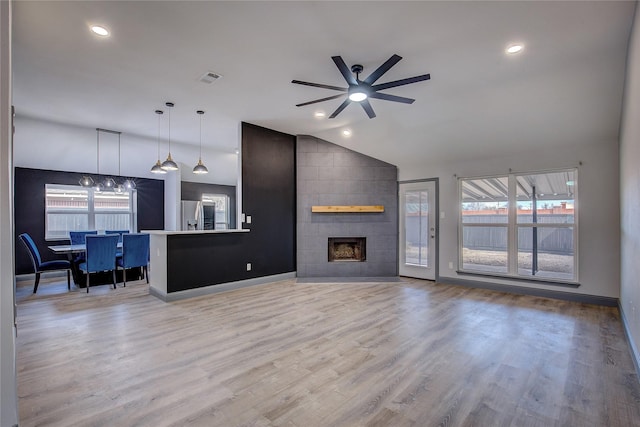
[399, 181, 436, 280]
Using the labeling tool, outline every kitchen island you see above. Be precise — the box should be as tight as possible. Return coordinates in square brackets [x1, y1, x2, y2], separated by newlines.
[146, 229, 256, 301]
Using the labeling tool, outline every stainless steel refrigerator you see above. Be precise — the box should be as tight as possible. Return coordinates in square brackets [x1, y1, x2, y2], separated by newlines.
[181, 199, 226, 231]
[181, 200, 218, 231]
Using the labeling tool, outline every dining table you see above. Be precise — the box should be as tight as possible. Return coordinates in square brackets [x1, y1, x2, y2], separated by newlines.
[48, 242, 125, 287]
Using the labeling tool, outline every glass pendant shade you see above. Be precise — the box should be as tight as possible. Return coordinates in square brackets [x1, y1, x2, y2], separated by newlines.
[79, 175, 94, 187]
[193, 158, 209, 174]
[115, 184, 125, 194]
[103, 177, 116, 190]
[123, 179, 136, 190]
[94, 182, 104, 192]
[151, 159, 166, 174]
[161, 153, 179, 171]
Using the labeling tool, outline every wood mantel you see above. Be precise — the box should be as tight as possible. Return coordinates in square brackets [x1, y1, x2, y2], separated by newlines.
[311, 205, 384, 213]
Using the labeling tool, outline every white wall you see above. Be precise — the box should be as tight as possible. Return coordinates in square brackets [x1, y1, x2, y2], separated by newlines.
[0, 0, 18, 424]
[13, 115, 238, 186]
[620, 3, 640, 366]
[400, 139, 620, 299]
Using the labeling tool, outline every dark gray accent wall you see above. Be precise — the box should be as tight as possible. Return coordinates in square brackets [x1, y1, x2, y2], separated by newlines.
[296, 135, 398, 277]
[241, 122, 296, 277]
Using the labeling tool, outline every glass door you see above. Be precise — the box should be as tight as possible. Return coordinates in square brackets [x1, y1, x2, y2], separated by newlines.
[399, 180, 437, 280]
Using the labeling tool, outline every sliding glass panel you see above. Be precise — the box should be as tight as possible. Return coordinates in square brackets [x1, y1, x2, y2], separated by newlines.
[517, 226, 574, 280]
[462, 225, 508, 273]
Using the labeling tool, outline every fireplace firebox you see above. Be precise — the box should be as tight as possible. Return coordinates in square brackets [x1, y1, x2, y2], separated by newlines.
[328, 237, 366, 262]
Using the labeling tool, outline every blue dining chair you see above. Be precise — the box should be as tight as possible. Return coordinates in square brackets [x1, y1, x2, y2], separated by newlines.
[116, 233, 150, 286]
[78, 234, 119, 293]
[106, 230, 128, 257]
[69, 230, 98, 263]
[105, 230, 129, 243]
[18, 233, 72, 293]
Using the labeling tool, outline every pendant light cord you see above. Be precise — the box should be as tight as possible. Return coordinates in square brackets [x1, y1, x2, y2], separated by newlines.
[199, 113, 203, 158]
[118, 133, 121, 176]
[96, 129, 100, 174]
[167, 105, 171, 154]
[157, 112, 161, 158]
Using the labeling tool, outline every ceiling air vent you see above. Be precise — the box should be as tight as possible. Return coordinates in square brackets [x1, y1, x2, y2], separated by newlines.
[199, 71, 222, 84]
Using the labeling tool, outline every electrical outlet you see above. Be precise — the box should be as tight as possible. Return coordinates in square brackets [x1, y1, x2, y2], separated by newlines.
[246, 263, 252, 271]
[448, 261, 454, 270]
[247, 215, 252, 224]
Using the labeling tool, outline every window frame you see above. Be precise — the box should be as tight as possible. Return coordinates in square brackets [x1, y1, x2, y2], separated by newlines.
[45, 184, 137, 241]
[458, 168, 579, 284]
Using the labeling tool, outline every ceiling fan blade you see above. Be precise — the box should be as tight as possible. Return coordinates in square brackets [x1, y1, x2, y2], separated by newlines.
[369, 92, 415, 104]
[291, 80, 347, 92]
[360, 99, 376, 119]
[332, 56, 358, 85]
[329, 98, 351, 118]
[371, 74, 431, 91]
[296, 94, 345, 107]
[363, 54, 402, 85]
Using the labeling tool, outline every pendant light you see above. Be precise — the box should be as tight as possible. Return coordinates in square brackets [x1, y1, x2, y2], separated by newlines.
[193, 110, 209, 174]
[150, 109, 167, 174]
[79, 174, 94, 187]
[160, 102, 179, 171]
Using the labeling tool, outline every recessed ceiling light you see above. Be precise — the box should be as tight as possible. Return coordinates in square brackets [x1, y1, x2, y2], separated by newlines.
[90, 25, 110, 37]
[314, 111, 326, 118]
[506, 44, 524, 54]
[342, 129, 352, 137]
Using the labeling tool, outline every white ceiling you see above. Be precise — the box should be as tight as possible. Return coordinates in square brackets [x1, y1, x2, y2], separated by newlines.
[12, 1, 636, 171]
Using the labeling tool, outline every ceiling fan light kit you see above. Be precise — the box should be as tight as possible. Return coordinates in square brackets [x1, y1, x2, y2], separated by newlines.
[292, 54, 431, 119]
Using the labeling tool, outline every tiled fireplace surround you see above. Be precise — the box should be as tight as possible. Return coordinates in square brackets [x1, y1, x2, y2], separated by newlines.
[296, 135, 398, 278]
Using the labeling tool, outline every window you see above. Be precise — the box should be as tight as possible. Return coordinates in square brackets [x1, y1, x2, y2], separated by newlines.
[459, 169, 577, 283]
[404, 189, 430, 267]
[45, 184, 136, 240]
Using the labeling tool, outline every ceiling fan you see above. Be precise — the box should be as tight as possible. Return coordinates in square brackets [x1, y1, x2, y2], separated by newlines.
[292, 54, 431, 119]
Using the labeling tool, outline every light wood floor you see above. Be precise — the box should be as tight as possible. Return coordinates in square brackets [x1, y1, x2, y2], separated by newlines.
[16, 276, 640, 426]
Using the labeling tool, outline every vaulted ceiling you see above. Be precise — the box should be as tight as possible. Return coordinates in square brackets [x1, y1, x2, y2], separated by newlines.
[12, 1, 635, 171]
